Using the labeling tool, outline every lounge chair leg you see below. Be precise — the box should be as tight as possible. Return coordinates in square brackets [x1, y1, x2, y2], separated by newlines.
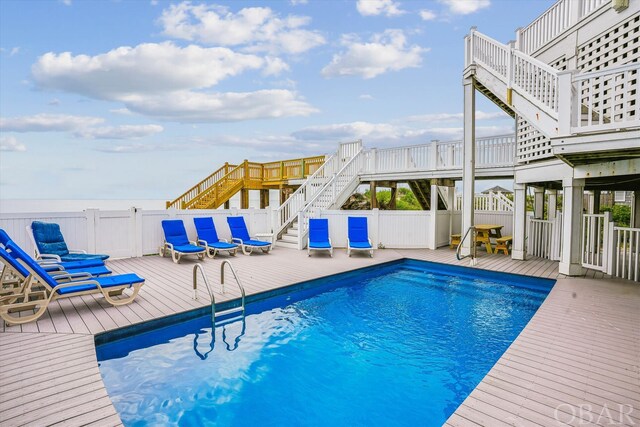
[159, 246, 165, 257]
[102, 283, 142, 306]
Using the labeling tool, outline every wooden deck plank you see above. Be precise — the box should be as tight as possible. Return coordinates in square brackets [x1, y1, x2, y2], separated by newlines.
[0, 247, 637, 426]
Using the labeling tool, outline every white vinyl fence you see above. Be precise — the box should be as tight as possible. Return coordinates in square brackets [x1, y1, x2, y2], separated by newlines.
[0, 208, 271, 259]
[527, 216, 563, 261]
[318, 210, 431, 249]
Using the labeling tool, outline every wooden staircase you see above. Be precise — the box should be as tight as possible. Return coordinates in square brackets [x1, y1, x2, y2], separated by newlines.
[167, 156, 326, 210]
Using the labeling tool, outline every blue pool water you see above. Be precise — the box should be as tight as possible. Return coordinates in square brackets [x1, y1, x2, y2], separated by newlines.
[97, 260, 554, 427]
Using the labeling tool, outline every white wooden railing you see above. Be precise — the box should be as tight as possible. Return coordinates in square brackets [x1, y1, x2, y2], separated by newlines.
[467, 31, 560, 119]
[527, 215, 563, 261]
[363, 135, 515, 174]
[610, 226, 640, 282]
[582, 213, 611, 271]
[516, 0, 608, 55]
[297, 149, 365, 248]
[573, 63, 640, 134]
[274, 154, 337, 237]
[455, 192, 514, 212]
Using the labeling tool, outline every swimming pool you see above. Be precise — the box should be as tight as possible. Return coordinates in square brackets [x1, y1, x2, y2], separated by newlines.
[96, 260, 554, 426]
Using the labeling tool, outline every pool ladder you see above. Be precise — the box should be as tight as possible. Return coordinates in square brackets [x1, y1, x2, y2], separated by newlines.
[193, 260, 246, 327]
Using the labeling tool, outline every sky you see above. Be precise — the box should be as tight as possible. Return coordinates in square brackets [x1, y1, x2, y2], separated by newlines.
[0, 0, 555, 200]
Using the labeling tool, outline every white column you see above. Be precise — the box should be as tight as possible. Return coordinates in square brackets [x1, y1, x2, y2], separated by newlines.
[447, 185, 455, 246]
[559, 178, 585, 276]
[633, 191, 640, 228]
[512, 182, 527, 260]
[586, 191, 595, 214]
[533, 187, 545, 219]
[547, 190, 558, 220]
[427, 180, 439, 250]
[461, 77, 476, 256]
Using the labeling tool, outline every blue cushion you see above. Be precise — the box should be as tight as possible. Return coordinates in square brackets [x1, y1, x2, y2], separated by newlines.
[0, 228, 11, 246]
[48, 265, 112, 277]
[208, 242, 237, 250]
[194, 217, 220, 244]
[349, 241, 372, 249]
[309, 219, 330, 245]
[0, 247, 30, 277]
[57, 259, 105, 269]
[56, 273, 144, 295]
[309, 241, 332, 249]
[5, 242, 60, 289]
[173, 244, 206, 254]
[32, 221, 69, 257]
[60, 253, 109, 262]
[348, 217, 369, 243]
[243, 239, 270, 247]
[161, 220, 190, 246]
[227, 217, 251, 242]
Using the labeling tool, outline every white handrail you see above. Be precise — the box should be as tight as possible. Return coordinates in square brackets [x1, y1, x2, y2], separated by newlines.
[297, 149, 365, 247]
[274, 153, 337, 237]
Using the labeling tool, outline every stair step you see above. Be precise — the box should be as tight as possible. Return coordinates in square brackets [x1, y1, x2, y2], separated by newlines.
[276, 240, 298, 249]
[280, 235, 298, 243]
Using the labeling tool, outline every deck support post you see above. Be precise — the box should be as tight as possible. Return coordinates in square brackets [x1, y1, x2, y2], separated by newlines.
[547, 190, 558, 220]
[533, 186, 545, 219]
[370, 181, 378, 209]
[512, 182, 527, 260]
[260, 190, 270, 209]
[461, 76, 475, 257]
[427, 180, 439, 250]
[224, 201, 230, 209]
[559, 178, 585, 276]
[240, 189, 249, 209]
[389, 183, 397, 210]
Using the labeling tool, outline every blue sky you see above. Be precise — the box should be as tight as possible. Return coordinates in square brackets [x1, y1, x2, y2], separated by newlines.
[0, 0, 554, 200]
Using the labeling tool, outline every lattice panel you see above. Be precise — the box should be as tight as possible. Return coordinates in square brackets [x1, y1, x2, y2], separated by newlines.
[516, 116, 552, 163]
[576, 13, 639, 126]
[550, 55, 568, 71]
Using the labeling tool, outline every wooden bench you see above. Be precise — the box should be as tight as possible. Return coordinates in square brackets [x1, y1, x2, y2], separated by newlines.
[450, 234, 461, 249]
[495, 236, 513, 255]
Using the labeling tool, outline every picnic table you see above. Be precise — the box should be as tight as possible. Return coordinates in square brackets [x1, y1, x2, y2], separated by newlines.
[474, 224, 503, 254]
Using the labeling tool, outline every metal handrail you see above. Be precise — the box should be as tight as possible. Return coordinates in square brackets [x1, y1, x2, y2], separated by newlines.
[456, 226, 476, 261]
[193, 263, 216, 322]
[220, 260, 246, 316]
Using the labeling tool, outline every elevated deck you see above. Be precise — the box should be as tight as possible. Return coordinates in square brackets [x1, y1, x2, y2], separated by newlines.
[1, 248, 637, 426]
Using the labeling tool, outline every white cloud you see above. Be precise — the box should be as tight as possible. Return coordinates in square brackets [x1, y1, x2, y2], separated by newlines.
[48, 98, 61, 106]
[61, 0, 72, 5]
[0, 114, 104, 132]
[289, 0, 308, 5]
[439, 0, 490, 15]
[32, 42, 265, 99]
[356, 0, 404, 17]
[359, 94, 374, 100]
[109, 108, 133, 115]
[121, 89, 318, 123]
[0, 136, 27, 152]
[321, 30, 427, 79]
[419, 9, 437, 21]
[10, 47, 20, 56]
[158, 3, 325, 55]
[31, 42, 314, 123]
[74, 124, 164, 139]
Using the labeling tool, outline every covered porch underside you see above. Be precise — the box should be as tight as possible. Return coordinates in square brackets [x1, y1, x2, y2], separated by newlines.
[0, 248, 637, 426]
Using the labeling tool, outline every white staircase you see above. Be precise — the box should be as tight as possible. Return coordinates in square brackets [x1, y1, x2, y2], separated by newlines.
[296, 146, 365, 249]
[274, 140, 363, 248]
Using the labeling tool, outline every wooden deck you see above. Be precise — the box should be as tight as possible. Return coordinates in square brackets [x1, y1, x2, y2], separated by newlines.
[0, 247, 637, 426]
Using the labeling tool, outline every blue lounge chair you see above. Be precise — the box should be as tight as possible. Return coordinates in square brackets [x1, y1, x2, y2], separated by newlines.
[0, 243, 144, 326]
[0, 229, 111, 291]
[28, 221, 109, 262]
[193, 217, 238, 258]
[308, 218, 333, 257]
[226, 217, 271, 255]
[160, 219, 206, 263]
[347, 217, 374, 257]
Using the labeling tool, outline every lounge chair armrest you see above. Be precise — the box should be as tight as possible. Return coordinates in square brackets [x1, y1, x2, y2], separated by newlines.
[43, 264, 65, 272]
[197, 239, 209, 246]
[189, 241, 199, 246]
[164, 242, 174, 250]
[219, 238, 229, 243]
[69, 249, 87, 254]
[38, 254, 62, 262]
[52, 271, 93, 281]
[231, 238, 244, 245]
[51, 279, 102, 294]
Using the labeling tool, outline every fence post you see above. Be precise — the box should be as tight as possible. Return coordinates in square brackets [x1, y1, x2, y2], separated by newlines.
[430, 140, 438, 170]
[85, 209, 98, 254]
[133, 207, 144, 257]
[372, 208, 379, 249]
[602, 211, 612, 273]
